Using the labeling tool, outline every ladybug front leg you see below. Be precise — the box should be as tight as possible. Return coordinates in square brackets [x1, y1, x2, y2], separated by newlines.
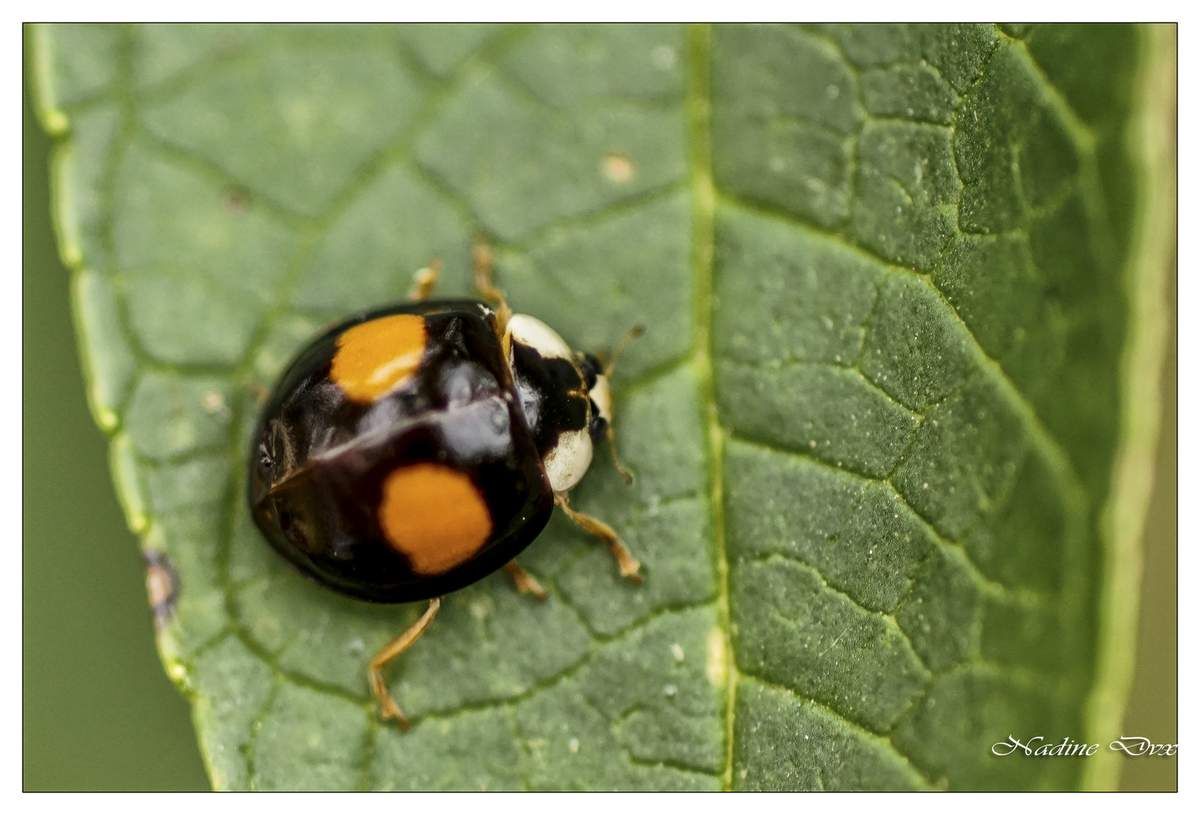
[367, 597, 441, 730]
[407, 258, 442, 301]
[472, 236, 512, 339]
[503, 561, 549, 601]
[553, 492, 642, 583]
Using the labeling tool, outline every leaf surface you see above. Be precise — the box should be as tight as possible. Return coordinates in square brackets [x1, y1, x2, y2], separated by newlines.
[32, 23, 1168, 790]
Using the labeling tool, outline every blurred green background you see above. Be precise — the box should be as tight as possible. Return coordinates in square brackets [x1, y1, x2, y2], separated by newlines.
[22, 65, 1176, 791]
[23, 84, 209, 790]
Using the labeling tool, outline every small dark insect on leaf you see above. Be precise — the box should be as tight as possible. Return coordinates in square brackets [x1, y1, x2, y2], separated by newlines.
[143, 550, 180, 629]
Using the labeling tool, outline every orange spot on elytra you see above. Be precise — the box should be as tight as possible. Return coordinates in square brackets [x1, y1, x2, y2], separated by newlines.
[378, 464, 493, 575]
[331, 315, 426, 402]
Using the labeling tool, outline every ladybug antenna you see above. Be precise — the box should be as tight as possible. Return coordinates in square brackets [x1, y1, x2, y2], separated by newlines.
[604, 323, 645, 378]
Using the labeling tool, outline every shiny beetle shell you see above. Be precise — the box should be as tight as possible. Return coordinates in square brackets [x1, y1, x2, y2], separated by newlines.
[248, 299, 611, 603]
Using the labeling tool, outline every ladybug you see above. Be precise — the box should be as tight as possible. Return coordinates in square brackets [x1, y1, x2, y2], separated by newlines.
[248, 239, 642, 728]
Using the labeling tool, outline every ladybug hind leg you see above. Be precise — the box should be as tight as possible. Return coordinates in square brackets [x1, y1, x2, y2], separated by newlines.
[503, 561, 549, 600]
[368, 597, 441, 730]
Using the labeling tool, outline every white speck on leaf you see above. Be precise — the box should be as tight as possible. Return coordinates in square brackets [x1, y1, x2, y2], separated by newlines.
[202, 391, 227, 415]
[651, 44, 677, 69]
[601, 152, 636, 184]
[469, 599, 492, 620]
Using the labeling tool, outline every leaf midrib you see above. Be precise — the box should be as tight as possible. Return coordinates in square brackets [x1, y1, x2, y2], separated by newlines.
[683, 22, 734, 790]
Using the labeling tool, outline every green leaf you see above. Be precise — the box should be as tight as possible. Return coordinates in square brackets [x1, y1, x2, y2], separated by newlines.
[31, 23, 1172, 790]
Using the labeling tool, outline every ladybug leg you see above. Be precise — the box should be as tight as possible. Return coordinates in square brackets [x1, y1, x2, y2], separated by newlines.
[503, 561, 549, 601]
[407, 258, 442, 301]
[599, 324, 645, 485]
[604, 426, 634, 485]
[472, 235, 512, 339]
[553, 492, 642, 583]
[367, 597, 441, 730]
